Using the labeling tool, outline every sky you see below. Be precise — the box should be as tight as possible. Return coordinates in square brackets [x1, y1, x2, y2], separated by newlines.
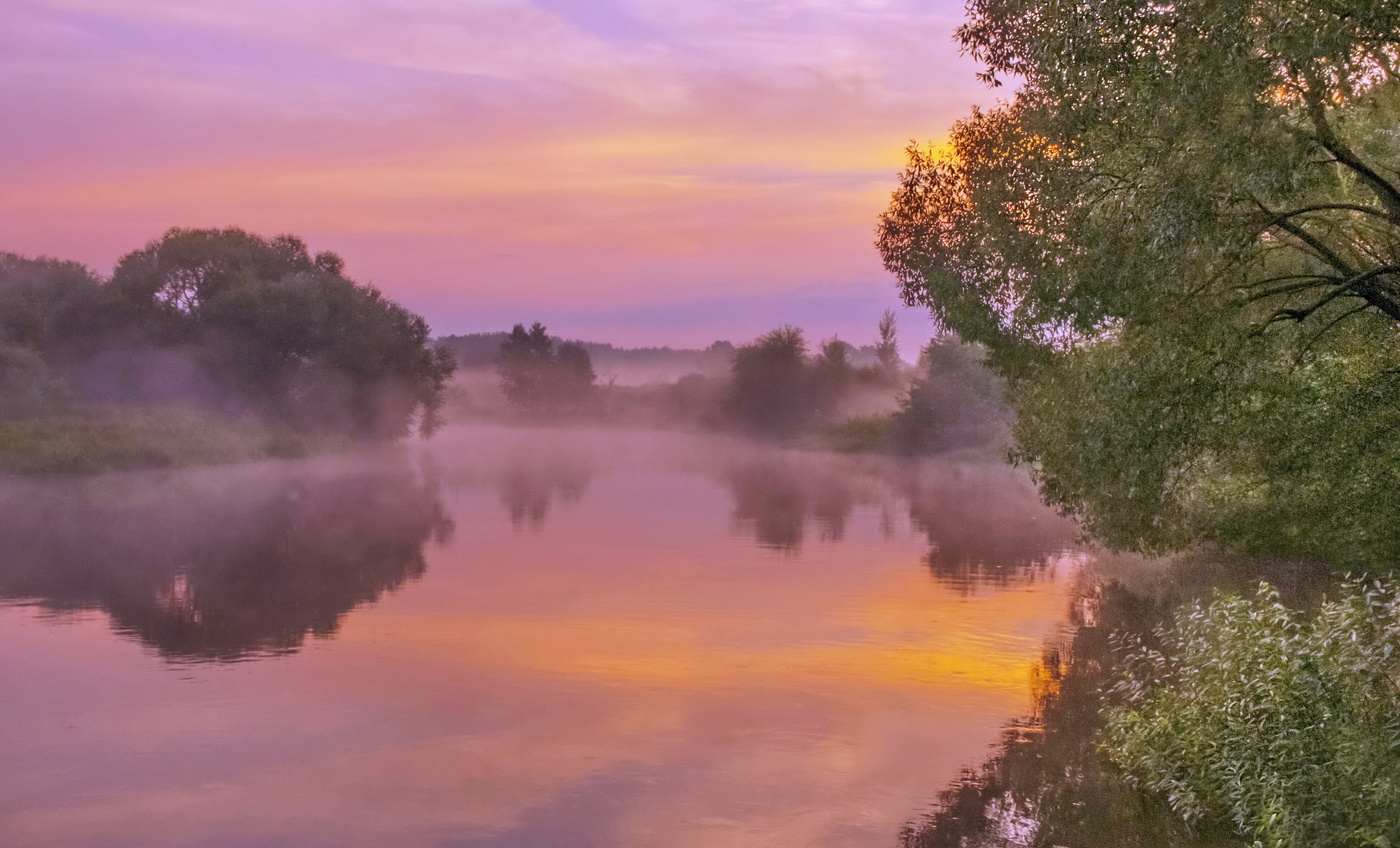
[1, 0, 989, 349]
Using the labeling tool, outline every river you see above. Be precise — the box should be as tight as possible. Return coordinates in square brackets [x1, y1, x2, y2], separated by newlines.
[0, 424, 1085, 848]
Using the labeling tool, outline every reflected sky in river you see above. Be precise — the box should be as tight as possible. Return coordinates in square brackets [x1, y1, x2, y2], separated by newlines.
[0, 425, 1083, 848]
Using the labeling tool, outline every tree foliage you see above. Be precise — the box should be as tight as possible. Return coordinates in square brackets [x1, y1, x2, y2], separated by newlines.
[496, 322, 597, 415]
[878, 0, 1400, 558]
[727, 325, 814, 435]
[0, 229, 454, 439]
[875, 308, 902, 377]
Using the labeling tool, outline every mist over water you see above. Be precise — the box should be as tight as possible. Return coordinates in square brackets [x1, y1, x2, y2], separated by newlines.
[0, 424, 1084, 848]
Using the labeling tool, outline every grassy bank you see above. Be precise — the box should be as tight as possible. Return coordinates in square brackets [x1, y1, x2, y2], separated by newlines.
[0, 409, 351, 475]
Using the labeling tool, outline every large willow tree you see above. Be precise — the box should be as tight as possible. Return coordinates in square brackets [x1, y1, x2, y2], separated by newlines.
[878, 0, 1400, 560]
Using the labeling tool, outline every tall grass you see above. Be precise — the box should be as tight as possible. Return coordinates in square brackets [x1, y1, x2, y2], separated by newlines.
[1104, 580, 1400, 848]
[0, 408, 349, 474]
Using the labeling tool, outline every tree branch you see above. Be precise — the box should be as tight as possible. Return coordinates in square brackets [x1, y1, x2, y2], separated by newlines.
[1244, 276, 1340, 303]
[1265, 265, 1400, 324]
[1257, 204, 1392, 233]
[1294, 304, 1370, 363]
[1261, 206, 1359, 277]
[1301, 85, 1400, 221]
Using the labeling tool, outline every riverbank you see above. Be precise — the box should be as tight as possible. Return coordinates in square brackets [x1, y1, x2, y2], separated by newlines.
[903, 549, 1400, 848]
[0, 408, 352, 475]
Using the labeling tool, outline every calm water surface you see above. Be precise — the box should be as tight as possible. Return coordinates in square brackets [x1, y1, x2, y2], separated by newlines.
[0, 425, 1083, 848]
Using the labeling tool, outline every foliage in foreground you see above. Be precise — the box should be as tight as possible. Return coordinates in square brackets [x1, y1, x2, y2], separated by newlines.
[1104, 580, 1400, 848]
[903, 576, 1203, 848]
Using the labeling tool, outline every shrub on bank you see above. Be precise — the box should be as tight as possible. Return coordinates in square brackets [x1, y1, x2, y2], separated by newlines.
[1104, 580, 1400, 848]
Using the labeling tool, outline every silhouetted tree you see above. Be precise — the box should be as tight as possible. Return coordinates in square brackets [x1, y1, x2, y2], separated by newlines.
[107, 228, 454, 438]
[0, 253, 115, 361]
[726, 325, 815, 435]
[554, 341, 597, 411]
[875, 309, 901, 378]
[0, 230, 454, 438]
[496, 323, 596, 416]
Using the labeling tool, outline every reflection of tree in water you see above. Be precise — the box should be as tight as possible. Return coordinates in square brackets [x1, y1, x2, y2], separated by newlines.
[720, 454, 1074, 588]
[495, 451, 592, 529]
[724, 458, 862, 551]
[896, 464, 1077, 593]
[0, 456, 451, 662]
[430, 439, 595, 530]
[898, 555, 1336, 848]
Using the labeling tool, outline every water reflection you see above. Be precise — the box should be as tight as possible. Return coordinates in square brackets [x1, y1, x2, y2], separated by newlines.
[0, 456, 450, 661]
[430, 434, 596, 529]
[724, 458, 867, 550]
[719, 451, 1076, 589]
[0, 426, 1091, 848]
[898, 553, 1339, 848]
[896, 465, 1075, 592]
[495, 450, 593, 529]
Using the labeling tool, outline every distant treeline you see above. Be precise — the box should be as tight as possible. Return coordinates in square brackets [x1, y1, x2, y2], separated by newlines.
[0, 228, 453, 470]
[459, 313, 1006, 456]
[437, 332, 731, 374]
[436, 331, 892, 379]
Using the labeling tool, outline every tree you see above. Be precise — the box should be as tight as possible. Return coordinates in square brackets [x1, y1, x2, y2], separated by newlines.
[14, 228, 463, 438]
[110, 228, 344, 321]
[496, 323, 596, 415]
[890, 338, 1005, 455]
[553, 341, 597, 412]
[198, 270, 455, 437]
[0, 253, 116, 366]
[726, 325, 813, 435]
[874, 309, 901, 377]
[497, 322, 555, 410]
[877, 0, 1400, 559]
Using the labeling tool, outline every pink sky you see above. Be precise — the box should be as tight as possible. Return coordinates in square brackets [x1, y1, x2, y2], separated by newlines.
[1, 0, 988, 348]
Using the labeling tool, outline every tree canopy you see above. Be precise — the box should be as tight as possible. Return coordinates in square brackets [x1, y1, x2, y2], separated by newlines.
[0, 228, 454, 439]
[878, 0, 1400, 559]
[496, 322, 597, 415]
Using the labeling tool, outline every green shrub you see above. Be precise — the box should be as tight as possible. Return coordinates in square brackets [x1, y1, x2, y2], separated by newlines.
[1104, 580, 1400, 848]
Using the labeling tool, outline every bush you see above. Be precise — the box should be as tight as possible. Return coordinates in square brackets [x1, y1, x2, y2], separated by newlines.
[1104, 580, 1400, 848]
[889, 338, 1005, 454]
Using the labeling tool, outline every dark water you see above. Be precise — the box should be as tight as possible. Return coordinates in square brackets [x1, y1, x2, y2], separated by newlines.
[0, 425, 1087, 848]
